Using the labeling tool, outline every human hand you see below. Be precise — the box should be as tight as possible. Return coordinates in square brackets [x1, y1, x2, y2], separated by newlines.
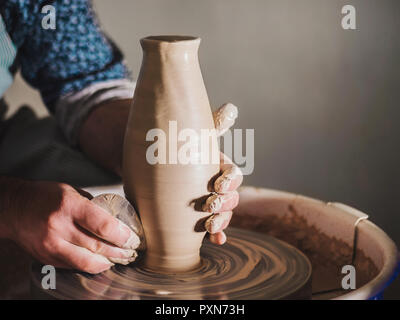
[9, 181, 141, 274]
[202, 103, 243, 245]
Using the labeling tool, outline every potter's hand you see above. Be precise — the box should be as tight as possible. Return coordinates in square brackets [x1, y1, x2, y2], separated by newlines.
[203, 103, 243, 245]
[5, 180, 140, 274]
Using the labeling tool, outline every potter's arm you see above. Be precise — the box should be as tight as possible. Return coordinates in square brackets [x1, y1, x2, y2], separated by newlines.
[0, 1, 138, 272]
[78, 99, 131, 176]
[5, 0, 134, 151]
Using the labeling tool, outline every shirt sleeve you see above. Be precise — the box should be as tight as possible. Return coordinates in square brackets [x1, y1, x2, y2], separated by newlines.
[1, 0, 135, 145]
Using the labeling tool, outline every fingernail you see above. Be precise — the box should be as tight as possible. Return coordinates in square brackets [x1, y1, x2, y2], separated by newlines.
[214, 103, 238, 136]
[123, 232, 141, 250]
[102, 262, 115, 271]
[205, 212, 232, 234]
[203, 193, 234, 213]
[108, 252, 138, 265]
[220, 232, 227, 244]
[122, 249, 136, 258]
[95, 256, 115, 269]
[203, 194, 222, 213]
[119, 221, 141, 249]
[215, 166, 241, 193]
[118, 220, 132, 238]
[209, 232, 227, 245]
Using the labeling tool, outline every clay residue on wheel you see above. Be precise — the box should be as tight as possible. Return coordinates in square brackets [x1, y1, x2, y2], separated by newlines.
[231, 203, 379, 299]
[30, 228, 312, 300]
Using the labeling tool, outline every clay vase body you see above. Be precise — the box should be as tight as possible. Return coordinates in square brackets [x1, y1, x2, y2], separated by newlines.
[123, 36, 220, 273]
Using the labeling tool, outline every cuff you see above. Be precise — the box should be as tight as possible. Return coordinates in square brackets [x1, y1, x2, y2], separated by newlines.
[55, 79, 135, 146]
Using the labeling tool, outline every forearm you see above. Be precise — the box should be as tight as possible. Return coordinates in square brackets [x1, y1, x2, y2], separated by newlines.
[78, 99, 132, 176]
[0, 176, 29, 239]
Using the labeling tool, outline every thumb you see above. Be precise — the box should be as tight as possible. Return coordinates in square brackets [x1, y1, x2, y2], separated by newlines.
[91, 194, 146, 250]
[212, 103, 238, 137]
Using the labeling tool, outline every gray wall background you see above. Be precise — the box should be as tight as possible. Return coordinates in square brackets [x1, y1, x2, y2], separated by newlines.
[4, 0, 400, 297]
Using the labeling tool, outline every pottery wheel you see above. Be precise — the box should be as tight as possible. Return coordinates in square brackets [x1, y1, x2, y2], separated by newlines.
[30, 228, 312, 299]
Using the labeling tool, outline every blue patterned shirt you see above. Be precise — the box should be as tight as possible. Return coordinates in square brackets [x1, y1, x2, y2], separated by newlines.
[0, 0, 134, 144]
[0, 14, 16, 96]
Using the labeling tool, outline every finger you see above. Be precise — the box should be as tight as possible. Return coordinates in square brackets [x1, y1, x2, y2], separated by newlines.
[205, 211, 232, 234]
[74, 200, 140, 250]
[34, 251, 73, 270]
[58, 240, 114, 274]
[107, 255, 138, 265]
[91, 194, 145, 249]
[202, 191, 239, 213]
[209, 231, 227, 245]
[212, 103, 238, 137]
[68, 225, 138, 263]
[214, 164, 243, 193]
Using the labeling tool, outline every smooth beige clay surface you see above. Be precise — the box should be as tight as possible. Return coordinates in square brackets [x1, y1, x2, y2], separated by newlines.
[123, 36, 220, 272]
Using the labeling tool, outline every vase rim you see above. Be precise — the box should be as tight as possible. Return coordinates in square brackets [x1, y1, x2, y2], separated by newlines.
[141, 35, 201, 45]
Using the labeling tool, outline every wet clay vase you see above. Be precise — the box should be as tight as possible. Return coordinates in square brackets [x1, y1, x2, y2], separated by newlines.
[123, 36, 220, 273]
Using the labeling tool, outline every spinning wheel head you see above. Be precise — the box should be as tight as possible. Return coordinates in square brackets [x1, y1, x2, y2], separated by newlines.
[31, 228, 312, 300]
